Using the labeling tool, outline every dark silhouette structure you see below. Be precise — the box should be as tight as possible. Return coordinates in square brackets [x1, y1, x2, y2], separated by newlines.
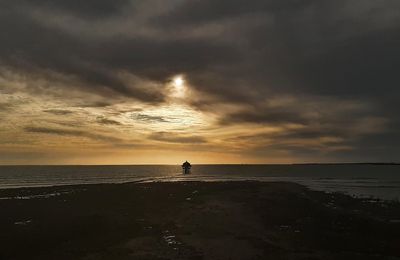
[182, 161, 191, 175]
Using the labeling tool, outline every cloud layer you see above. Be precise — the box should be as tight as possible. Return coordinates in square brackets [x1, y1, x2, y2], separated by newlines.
[0, 0, 399, 164]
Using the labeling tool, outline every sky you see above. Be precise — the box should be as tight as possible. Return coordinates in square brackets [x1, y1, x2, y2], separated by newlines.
[1, 0, 399, 164]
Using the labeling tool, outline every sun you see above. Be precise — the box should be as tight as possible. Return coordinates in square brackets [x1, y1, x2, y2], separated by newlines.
[171, 76, 186, 98]
[174, 76, 184, 87]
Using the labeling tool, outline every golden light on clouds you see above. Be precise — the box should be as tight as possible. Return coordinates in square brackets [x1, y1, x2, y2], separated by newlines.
[0, 66, 387, 165]
[129, 104, 208, 131]
[0, 72, 383, 165]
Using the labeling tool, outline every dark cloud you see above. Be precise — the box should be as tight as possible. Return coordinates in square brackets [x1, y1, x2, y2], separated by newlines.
[25, 126, 123, 143]
[43, 109, 73, 115]
[153, 0, 316, 26]
[149, 132, 207, 144]
[0, 0, 237, 103]
[77, 101, 112, 108]
[1, 0, 399, 102]
[185, 1, 398, 97]
[133, 114, 169, 123]
[5, 0, 131, 18]
[298, 28, 400, 97]
[0, 103, 10, 111]
[43, 120, 86, 128]
[97, 117, 122, 126]
[221, 109, 309, 125]
[25, 126, 80, 136]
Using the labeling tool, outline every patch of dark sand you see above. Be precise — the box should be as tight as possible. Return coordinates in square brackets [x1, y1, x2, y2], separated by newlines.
[0, 181, 399, 259]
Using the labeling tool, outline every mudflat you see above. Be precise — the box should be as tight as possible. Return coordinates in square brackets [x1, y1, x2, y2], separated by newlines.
[0, 181, 399, 260]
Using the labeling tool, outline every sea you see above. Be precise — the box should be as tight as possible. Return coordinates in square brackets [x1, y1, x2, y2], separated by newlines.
[0, 164, 399, 201]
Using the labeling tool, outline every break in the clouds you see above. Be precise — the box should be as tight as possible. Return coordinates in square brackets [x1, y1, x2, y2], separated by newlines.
[0, 0, 399, 164]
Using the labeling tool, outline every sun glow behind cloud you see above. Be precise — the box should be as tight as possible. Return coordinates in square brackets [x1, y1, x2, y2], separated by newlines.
[170, 75, 186, 98]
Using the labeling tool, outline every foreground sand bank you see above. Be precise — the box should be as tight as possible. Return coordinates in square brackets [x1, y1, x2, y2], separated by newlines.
[0, 181, 399, 259]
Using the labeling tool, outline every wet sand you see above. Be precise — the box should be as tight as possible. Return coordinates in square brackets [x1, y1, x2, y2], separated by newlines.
[0, 181, 399, 259]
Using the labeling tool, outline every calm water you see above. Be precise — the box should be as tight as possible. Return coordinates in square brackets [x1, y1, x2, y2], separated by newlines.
[0, 165, 399, 200]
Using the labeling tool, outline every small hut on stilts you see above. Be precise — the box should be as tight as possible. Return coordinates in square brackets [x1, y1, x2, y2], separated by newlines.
[182, 161, 191, 175]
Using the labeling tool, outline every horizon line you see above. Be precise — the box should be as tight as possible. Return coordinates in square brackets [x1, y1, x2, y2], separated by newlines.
[0, 162, 399, 166]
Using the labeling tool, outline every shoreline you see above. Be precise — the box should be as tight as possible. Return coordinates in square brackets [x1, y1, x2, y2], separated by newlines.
[1, 181, 399, 259]
[1, 179, 399, 202]
[1, 164, 399, 201]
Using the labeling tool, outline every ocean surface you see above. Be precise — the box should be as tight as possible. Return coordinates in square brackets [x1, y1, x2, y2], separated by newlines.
[0, 165, 399, 200]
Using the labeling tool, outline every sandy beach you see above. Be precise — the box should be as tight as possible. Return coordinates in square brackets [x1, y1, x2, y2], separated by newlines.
[1, 181, 399, 260]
